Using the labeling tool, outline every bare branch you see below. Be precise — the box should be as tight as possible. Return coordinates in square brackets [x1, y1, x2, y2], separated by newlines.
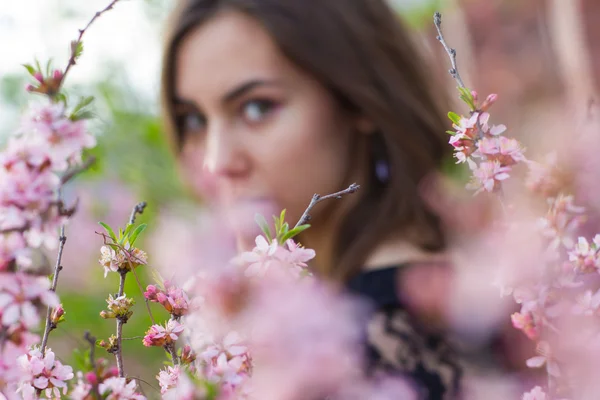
[61, 156, 96, 185]
[295, 183, 360, 229]
[433, 12, 466, 89]
[115, 270, 126, 378]
[40, 226, 67, 356]
[60, 0, 123, 89]
[129, 202, 147, 225]
[84, 331, 102, 400]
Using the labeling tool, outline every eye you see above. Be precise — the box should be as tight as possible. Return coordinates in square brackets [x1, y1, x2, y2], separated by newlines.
[241, 99, 277, 123]
[178, 112, 206, 134]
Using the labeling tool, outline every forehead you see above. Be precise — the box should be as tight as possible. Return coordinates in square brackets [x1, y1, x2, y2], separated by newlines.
[174, 10, 293, 101]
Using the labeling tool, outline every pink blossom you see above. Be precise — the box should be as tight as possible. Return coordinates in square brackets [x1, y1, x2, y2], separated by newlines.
[246, 275, 365, 400]
[0, 332, 38, 395]
[20, 102, 96, 171]
[239, 235, 278, 277]
[69, 372, 93, 400]
[526, 341, 560, 377]
[99, 245, 147, 278]
[157, 365, 181, 394]
[477, 137, 499, 155]
[568, 236, 600, 274]
[488, 124, 507, 136]
[17, 347, 74, 398]
[332, 375, 418, 400]
[0, 232, 27, 271]
[279, 239, 315, 273]
[162, 371, 204, 400]
[538, 195, 586, 250]
[98, 377, 146, 400]
[144, 281, 190, 317]
[0, 162, 58, 212]
[199, 331, 251, 386]
[0, 272, 58, 329]
[511, 312, 539, 340]
[142, 319, 184, 347]
[497, 136, 526, 163]
[572, 289, 600, 316]
[0, 137, 50, 170]
[466, 160, 511, 194]
[522, 386, 547, 400]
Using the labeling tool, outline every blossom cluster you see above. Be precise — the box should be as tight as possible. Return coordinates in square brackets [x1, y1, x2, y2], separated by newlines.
[448, 86, 600, 398]
[0, 96, 95, 395]
[448, 92, 526, 194]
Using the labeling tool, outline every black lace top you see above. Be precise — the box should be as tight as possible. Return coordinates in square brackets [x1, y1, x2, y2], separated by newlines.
[347, 265, 463, 400]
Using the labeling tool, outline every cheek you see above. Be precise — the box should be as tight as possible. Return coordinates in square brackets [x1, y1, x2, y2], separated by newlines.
[256, 103, 353, 221]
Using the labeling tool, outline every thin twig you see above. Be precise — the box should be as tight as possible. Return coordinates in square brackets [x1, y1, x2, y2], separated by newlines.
[129, 263, 156, 325]
[84, 331, 102, 400]
[294, 183, 360, 229]
[122, 336, 144, 341]
[59, 0, 122, 89]
[40, 226, 67, 356]
[115, 270, 127, 378]
[129, 202, 147, 225]
[60, 156, 96, 185]
[433, 12, 466, 89]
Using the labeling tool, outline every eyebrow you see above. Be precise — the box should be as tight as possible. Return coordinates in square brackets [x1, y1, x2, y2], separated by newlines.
[174, 79, 281, 109]
[222, 79, 280, 104]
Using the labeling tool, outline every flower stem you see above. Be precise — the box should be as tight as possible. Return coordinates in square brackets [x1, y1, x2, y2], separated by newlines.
[40, 226, 66, 356]
[115, 270, 127, 377]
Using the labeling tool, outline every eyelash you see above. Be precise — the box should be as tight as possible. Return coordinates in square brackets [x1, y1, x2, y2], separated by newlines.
[175, 98, 279, 134]
[177, 112, 206, 136]
[240, 98, 279, 124]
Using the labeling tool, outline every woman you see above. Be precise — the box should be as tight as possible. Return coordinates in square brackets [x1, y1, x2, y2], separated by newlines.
[160, 1, 504, 398]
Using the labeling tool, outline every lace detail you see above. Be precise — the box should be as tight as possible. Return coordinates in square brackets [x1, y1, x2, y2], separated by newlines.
[348, 266, 462, 400]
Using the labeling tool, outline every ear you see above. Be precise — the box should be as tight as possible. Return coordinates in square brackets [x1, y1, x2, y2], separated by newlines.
[354, 115, 376, 135]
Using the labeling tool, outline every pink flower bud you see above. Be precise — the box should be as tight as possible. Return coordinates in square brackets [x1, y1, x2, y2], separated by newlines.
[144, 285, 158, 301]
[480, 93, 498, 111]
[471, 90, 478, 101]
[50, 304, 65, 324]
[34, 72, 44, 83]
[25, 83, 35, 92]
[486, 93, 498, 103]
[105, 366, 119, 378]
[85, 372, 98, 385]
[52, 69, 63, 81]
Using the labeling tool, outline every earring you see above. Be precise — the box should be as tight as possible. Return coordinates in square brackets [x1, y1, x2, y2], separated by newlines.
[371, 132, 390, 185]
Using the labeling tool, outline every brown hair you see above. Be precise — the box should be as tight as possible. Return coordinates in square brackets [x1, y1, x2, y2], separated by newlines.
[161, 0, 452, 282]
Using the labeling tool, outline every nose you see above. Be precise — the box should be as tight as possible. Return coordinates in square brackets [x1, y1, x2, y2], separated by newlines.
[202, 124, 248, 178]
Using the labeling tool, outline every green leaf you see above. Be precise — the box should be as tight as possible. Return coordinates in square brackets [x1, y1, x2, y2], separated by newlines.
[99, 222, 117, 241]
[45, 59, 52, 76]
[254, 214, 272, 241]
[446, 130, 456, 135]
[281, 224, 311, 243]
[72, 348, 92, 372]
[22, 64, 36, 76]
[72, 41, 84, 59]
[71, 110, 95, 121]
[447, 111, 461, 125]
[128, 223, 147, 246]
[123, 223, 135, 238]
[71, 96, 95, 116]
[457, 86, 476, 111]
[151, 269, 165, 288]
[54, 92, 68, 106]
[34, 59, 42, 74]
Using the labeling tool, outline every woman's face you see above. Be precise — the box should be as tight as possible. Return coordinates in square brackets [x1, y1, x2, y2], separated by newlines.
[174, 10, 362, 245]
